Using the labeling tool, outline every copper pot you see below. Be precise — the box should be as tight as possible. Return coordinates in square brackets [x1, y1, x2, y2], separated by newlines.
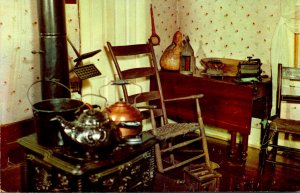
[107, 100, 143, 140]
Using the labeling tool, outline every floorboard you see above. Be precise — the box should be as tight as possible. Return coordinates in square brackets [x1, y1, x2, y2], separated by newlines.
[151, 137, 300, 192]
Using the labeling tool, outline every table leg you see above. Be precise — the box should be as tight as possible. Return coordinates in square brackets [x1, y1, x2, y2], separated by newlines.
[241, 134, 248, 161]
[228, 132, 248, 167]
[229, 132, 237, 159]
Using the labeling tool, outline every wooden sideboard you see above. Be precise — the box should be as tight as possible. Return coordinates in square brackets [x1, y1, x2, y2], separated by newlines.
[151, 71, 272, 163]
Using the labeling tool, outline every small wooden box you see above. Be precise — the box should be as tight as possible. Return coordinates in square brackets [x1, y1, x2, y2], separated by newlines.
[183, 164, 222, 192]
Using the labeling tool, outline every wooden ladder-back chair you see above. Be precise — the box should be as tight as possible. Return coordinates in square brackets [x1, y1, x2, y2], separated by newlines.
[106, 41, 213, 173]
[260, 63, 300, 173]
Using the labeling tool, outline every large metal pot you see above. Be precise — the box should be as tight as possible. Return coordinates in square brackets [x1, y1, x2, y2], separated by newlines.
[27, 80, 85, 147]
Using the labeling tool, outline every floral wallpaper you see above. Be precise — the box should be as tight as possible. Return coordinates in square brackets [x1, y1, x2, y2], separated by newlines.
[0, 0, 283, 126]
[0, 1, 79, 124]
[1, 0, 297, 149]
[151, 0, 282, 147]
[0, 1, 39, 124]
[152, 0, 281, 76]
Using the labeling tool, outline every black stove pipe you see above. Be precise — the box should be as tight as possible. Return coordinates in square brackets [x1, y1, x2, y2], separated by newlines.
[37, 0, 70, 99]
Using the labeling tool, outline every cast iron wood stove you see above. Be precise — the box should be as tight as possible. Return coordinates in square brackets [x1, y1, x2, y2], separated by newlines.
[18, 132, 157, 192]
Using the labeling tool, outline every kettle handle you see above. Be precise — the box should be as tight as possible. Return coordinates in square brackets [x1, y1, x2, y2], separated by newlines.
[81, 93, 108, 109]
[100, 80, 142, 107]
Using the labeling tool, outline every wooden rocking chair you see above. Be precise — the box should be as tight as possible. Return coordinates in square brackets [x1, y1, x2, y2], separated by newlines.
[107, 41, 214, 173]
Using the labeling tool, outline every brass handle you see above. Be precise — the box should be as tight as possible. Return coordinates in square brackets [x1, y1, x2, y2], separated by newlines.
[31, 50, 44, 54]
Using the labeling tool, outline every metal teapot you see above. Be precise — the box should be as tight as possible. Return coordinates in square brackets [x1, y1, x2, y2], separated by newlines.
[52, 105, 116, 149]
[106, 99, 143, 144]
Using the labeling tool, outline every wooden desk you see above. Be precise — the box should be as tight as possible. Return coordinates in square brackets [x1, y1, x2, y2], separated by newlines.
[151, 71, 272, 163]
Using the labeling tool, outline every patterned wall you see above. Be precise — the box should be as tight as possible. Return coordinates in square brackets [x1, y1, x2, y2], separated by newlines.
[0, 0, 282, 126]
[0, 1, 79, 124]
[152, 0, 281, 76]
[151, 0, 282, 147]
[1, 0, 297, 149]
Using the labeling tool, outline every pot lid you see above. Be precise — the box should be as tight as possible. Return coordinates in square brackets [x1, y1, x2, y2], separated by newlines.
[78, 109, 109, 124]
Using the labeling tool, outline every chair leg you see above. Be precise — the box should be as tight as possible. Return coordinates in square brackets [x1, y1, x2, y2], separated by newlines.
[270, 132, 279, 168]
[155, 143, 164, 173]
[149, 109, 165, 173]
[259, 122, 270, 174]
[259, 146, 268, 174]
[198, 118, 211, 168]
[196, 98, 211, 168]
[168, 142, 175, 164]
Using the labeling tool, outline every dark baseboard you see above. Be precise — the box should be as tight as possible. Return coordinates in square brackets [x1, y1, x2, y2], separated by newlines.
[1, 119, 35, 168]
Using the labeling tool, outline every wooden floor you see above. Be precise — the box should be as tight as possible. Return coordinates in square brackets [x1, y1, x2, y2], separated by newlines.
[151, 137, 300, 192]
[1, 135, 299, 192]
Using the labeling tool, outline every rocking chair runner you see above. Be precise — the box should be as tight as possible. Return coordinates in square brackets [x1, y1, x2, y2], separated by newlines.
[106, 41, 213, 173]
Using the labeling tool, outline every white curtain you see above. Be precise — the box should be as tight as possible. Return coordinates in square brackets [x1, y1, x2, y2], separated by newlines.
[78, 0, 150, 106]
[271, 0, 300, 116]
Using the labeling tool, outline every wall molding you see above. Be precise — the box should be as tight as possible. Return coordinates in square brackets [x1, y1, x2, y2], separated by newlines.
[1, 119, 35, 168]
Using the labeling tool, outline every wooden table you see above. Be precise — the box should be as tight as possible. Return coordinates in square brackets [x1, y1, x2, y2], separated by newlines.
[151, 71, 272, 163]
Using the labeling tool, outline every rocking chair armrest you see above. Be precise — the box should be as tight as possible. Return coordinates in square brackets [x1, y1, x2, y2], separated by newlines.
[136, 105, 157, 109]
[164, 94, 204, 102]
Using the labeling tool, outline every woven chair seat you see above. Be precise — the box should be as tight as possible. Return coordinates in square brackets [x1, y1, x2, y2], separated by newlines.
[154, 123, 199, 140]
[271, 118, 300, 135]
